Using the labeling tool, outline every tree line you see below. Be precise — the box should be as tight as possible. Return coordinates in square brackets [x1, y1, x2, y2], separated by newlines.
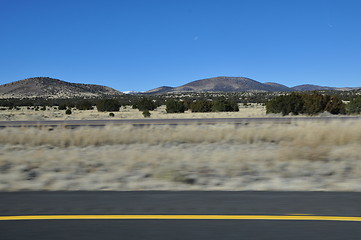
[266, 92, 361, 115]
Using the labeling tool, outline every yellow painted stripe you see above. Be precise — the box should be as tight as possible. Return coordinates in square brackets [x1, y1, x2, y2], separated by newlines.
[1, 215, 361, 222]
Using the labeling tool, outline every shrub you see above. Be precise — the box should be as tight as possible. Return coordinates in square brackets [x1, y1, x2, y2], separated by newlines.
[302, 92, 330, 115]
[76, 100, 93, 110]
[190, 100, 213, 112]
[96, 99, 121, 112]
[324, 96, 345, 114]
[212, 98, 239, 112]
[266, 92, 346, 116]
[58, 104, 67, 110]
[109, 112, 115, 117]
[41, 106, 46, 111]
[347, 96, 361, 114]
[266, 93, 304, 116]
[65, 109, 72, 115]
[142, 110, 151, 118]
[133, 98, 156, 111]
[166, 100, 186, 113]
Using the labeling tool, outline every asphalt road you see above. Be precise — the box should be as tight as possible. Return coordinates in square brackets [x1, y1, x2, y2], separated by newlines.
[0, 116, 360, 127]
[1, 191, 361, 240]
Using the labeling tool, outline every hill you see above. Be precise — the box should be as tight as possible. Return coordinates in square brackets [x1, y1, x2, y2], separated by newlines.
[0, 77, 123, 98]
[144, 86, 174, 94]
[291, 84, 336, 91]
[145, 76, 361, 94]
[146, 76, 293, 93]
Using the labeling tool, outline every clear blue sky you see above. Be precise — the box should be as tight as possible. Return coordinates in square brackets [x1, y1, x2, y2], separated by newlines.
[1, 0, 360, 92]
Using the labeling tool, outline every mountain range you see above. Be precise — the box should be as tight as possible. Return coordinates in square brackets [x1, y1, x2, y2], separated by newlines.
[145, 76, 359, 94]
[0, 76, 359, 99]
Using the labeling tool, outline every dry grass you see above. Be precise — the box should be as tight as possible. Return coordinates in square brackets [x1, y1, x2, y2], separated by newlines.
[1, 120, 361, 148]
[0, 104, 267, 120]
[1, 120, 361, 191]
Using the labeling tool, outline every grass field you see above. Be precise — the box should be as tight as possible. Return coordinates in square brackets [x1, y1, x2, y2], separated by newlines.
[1, 120, 361, 191]
[0, 104, 267, 121]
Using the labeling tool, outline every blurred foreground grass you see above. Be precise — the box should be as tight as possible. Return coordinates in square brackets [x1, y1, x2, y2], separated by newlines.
[0, 120, 360, 191]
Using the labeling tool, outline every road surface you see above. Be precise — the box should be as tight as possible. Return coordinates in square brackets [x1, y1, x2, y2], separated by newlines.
[1, 191, 361, 239]
[0, 116, 360, 127]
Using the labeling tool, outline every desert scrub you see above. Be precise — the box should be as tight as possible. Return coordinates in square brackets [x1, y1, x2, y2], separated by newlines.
[142, 110, 151, 118]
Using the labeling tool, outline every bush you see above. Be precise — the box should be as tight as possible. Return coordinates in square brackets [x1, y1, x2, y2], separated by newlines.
[324, 96, 345, 114]
[166, 100, 186, 113]
[266, 93, 304, 116]
[190, 100, 213, 112]
[212, 98, 239, 112]
[96, 99, 121, 112]
[65, 109, 72, 115]
[109, 112, 115, 117]
[347, 96, 361, 114]
[302, 93, 330, 115]
[76, 100, 93, 110]
[133, 98, 157, 111]
[266, 92, 346, 116]
[58, 104, 67, 110]
[142, 110, 151, 118]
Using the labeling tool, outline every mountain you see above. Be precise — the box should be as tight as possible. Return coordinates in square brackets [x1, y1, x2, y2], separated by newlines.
[144, 86, 174, 94]
[263, 82, 293, 92]
[0, 77, 123, 98]
[291, 84, 336, 91]
[146, 76, 293, 93]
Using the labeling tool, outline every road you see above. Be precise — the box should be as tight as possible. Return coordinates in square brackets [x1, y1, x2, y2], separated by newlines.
[1, 191, 361, 239]
[0, 116, 360, 127]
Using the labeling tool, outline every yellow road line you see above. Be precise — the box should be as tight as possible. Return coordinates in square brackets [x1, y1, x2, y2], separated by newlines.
[1, 215, 361, 222]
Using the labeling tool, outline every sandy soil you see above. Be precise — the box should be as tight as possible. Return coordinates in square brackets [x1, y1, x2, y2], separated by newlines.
[1, 121, 361, 191]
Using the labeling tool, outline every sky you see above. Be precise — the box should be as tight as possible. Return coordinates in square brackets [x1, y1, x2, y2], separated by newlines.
[0, 0, 360, 92]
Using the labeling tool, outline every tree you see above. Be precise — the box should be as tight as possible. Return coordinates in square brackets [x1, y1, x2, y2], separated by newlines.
[266, 92, 346, 116]
[266, 93, 304, 116]
[212, 98, 239, 112]
[347, 96, 361, 114]
[302, 92, 329, 115]
[166, 100, 186, 113]
[76, 100, 93, 110]
[190, 100, 213, 112]
[133, 98, 157, 111]
[96, 99, 121, 112]
[324, 96, 345, 114]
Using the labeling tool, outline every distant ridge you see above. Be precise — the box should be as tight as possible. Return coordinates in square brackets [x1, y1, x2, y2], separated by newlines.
[144, 86, 174, 94]
[0, 77, 123, 98]
[146, 76, 360, 93]
[291, 84, 335, 91]
[146, 76, 293, 93]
